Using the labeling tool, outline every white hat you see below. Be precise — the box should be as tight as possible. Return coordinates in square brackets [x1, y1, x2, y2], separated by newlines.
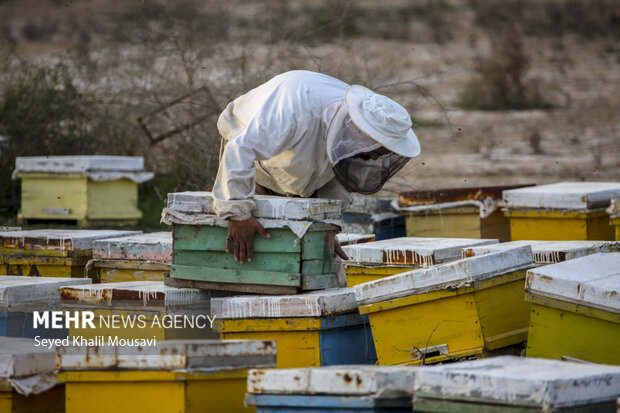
[344, 85, 421, 158]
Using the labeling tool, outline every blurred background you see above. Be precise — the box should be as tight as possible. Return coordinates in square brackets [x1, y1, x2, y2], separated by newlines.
[0, 0, 618, 230]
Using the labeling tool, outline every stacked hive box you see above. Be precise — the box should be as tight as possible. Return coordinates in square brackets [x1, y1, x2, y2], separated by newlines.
[14, 156, 153, 227]
[56, 339, 276, 413]
[609, 197, 620, 240]
[61, 281, 220, 340]
[0, 229, 141, 278]
[342, 237, 498, 287]
[354, 246, 536, 365]
[413, 356, 620, 412]
[162, 192, 341, 294]
[88, 232, 172, 283]
[397, 185, 531, 242]
[0, 276, 91, 339]
[246, 365, 417, 412]
[525, 253, 620, 365]
[342, 196, 405, 240]
[0, 337, 64, 413]
[211, 288, 377, 368]
[503, 181, 620, 241]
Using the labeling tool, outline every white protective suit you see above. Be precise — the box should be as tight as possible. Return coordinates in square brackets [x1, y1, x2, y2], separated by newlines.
[213, 70, 355, 221]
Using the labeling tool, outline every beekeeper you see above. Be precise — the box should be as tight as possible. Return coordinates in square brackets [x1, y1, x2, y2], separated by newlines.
[213, 70, 420, 264]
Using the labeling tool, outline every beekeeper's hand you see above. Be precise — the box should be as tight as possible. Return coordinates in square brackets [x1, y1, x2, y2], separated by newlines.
[226, 217, 271, 264]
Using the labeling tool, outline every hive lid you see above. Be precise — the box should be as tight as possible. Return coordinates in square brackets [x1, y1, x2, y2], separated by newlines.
[92, 232, 172, 262]
[211, 288, 358, 319]
[0, 227, 20, 232]
[345, 196, 395, 213]
[503, 182, 620, 210]
[413, 356, 620, 409]
[0, 229, 143, 251]
[0, 276, 92, 311]
[0, 337, 56, 378]
[60, 281, 213, 308]
[354, 246, 534, 306]
[248, 365, 416, 398]
[343, 237, 499, 266]
[464, 240, 620, 264]
[525, 253, 620, 314]
[57, 339, 276, 371]
[335, 233, 375, 246]
[15, 156, 145, 173]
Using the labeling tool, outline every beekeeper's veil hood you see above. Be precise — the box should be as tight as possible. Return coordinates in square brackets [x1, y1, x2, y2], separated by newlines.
[326, 85, 421, 194]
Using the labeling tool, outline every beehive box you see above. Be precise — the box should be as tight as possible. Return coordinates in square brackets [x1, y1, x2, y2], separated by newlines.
[354, 246, 536, 365]
[246, 365, 416, 412]
[0, 276, 91, 339]
[413, 356, 620, 412]
[398, 185, 532, 242]
[335, 233, 375, 246]
[14, 156, 154, 227]
[211, 288, 377, 368]
[342, 196, 405, 240]
[0, 229, 141, 278]
[0, 337, 64, 413]
[503, 181, 620, 241]
[88, 232, 172, 283]
[61, 281, 221, 341]
[463, 240, 620, 264]
[163, 192, 342, 294]
[525, 253, 620, 365]
[342, 237, 498, 287]
[56, 339, 276, 413]
[608, 198, 620, 241]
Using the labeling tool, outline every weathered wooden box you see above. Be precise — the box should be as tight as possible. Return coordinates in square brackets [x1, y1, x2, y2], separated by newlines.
[609, 198, 620, 241]
[398, 185, 531, 242]
[0, 337, 64, 413]
[61, 281, 221, 341]
[246, 365, 416, 412]
[354, 246, 536, 365]
[88, 232, 172, 283]
[163, 192, 342, 294]
[0, 229, 141, 278]
[0, 276, 91, 339]
[14, 156, 153, 227]
[342, 196, 405, 240]
[335, 233, 375, 246]
[211, 288, 377, 368]
[413, 356, 620, 412]
[56, 339, 276, 413]
[342, 237, 498, 287]
[525, 253, 620, 365]
[503, 181, 620, 241]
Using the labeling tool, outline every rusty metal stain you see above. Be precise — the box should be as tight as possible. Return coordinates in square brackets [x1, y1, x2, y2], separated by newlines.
[60, 286, 113, 304]
[381, 249, 433, 265]
[462, 248, 476, 258]
[398, 184, 534, 206]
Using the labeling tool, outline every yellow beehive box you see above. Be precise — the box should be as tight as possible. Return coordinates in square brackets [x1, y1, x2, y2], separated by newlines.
[503, 181, 620, 241]
[525, 253, 620, 365]
[354, 246, 535, 365]
[0, 337, 64, 413]
[397, 185, 532, 242]
[88, 232, 172, 283]
[608, 198, 620, 241]
[14, 156, 153, 227]
[342, 237, 498, 287]
[0, 229, 141, 278]
[56, 339, 276, 413]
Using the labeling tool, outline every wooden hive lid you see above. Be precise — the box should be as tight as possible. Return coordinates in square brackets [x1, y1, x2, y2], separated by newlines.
[56, 339, 276, 371]
[211, 288, 358, 319]
[0, 229, 143, 251]
[0, 276, 91, 311]
[525, 252, 620, 314]
[464, 240, 620, 264]
[0, 337, 56, 379]
[15, 155, 145, 173]
[248, 365, 416, 398]
[343, 237, 499, 266]
[92, 232, 172, 262]
[335, 233, 375, 246]
[413, 356, 620, 409]
[503, 181, 620, 210]
[0, 227, 20, 232]
[354, 246, 534, 306]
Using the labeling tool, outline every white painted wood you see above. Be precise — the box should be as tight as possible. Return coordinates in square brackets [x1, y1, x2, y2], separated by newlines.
[0, 227, 20, 232]
[0, 229, 142, 251]
[0, 337, 55, 378]
[413, 356, 620, 408]
[0, 277, 91, 311]
[354, 246, 534, 306]
[248, 365, 416, 398]
[211, 288, 358, 319]
[526, 253, 620, 313]
[343, 237, 498, 266]
[15, 156, 145, 173]
[345, 196, 395, 213]
[92, 232, 172, 262]
[503, 182, 620, 210]
[335, 233, 375, 246]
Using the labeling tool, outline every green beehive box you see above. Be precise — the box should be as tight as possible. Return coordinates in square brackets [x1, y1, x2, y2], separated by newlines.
[162, 192, 342, 294]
